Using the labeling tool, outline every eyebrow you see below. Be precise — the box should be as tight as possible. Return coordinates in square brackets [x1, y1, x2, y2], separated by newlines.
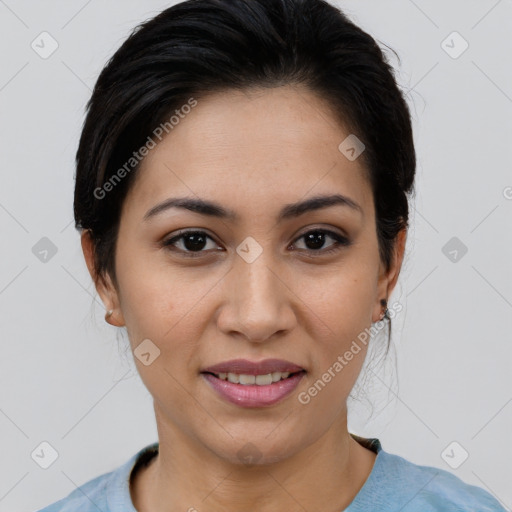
[143, 193, 362, 222]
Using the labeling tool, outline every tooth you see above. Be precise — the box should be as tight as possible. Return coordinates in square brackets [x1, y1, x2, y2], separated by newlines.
[227, 372, 239, 383]
[281, 372, 290, 379]
[239, 374, 256, 385]
[218, 372, 227, 380]
[255, 374, 273, 385]
[271, 372, 281, 382]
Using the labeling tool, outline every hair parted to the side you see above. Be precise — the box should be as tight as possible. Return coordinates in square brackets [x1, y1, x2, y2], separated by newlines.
[74, 0, 416, 351]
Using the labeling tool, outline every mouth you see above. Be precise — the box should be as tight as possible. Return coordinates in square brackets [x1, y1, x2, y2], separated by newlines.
[200, 359, 306, 408]
[203, 370, 305, 385]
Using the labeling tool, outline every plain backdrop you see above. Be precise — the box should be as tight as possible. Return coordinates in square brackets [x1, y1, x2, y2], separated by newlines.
[0, 0, 511, 510]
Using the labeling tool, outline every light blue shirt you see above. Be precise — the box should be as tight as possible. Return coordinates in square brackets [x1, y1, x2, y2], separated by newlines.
[35, 436, 507, 511]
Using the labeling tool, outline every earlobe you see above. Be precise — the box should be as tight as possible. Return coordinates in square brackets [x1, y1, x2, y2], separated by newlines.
[105, 308, 125, 327]
[81, 230, 125, 327]
[373, 228, 407, 322]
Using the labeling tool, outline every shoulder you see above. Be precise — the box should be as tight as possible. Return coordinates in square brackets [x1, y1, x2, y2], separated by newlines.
[34, 443, 159, 512]
[33, 470, 112, 512]
[376, 450, 507, 512]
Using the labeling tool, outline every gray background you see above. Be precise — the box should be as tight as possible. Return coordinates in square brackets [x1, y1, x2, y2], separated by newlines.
[0, 0, 511, 510]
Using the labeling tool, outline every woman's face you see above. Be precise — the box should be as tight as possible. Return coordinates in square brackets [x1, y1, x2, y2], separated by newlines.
[85, 85, 403, 464]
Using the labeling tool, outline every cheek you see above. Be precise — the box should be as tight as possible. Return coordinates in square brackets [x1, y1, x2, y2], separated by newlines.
[116, 245, 205, 339]
[116, 262, 205, 410]
[296, 260, 377, 331]
[115, 251, 224, 389]
[295, 260, 376, 384]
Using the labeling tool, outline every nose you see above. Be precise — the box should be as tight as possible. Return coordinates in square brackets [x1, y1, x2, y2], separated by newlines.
[216, 249, 296, 343]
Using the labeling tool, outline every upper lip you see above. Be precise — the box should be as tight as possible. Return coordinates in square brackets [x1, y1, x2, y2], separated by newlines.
[202, 358, 305, 375]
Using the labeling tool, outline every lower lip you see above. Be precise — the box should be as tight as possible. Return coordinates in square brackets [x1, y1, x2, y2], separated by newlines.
[201, 372, 305, 408]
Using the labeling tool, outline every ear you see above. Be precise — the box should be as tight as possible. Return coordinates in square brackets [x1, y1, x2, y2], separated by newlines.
[372, 228, 407, 323]
[81, 229, 125, 327]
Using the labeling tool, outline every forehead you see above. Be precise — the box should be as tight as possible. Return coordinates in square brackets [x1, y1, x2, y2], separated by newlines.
[123, 85, 373, 220]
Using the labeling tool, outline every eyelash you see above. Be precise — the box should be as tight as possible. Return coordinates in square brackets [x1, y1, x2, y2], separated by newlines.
[162, 229, 351, 258]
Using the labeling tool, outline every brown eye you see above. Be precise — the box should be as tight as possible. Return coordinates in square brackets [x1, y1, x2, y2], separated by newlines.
[292, 229, 350, 255]
[162, 230, 221, 257]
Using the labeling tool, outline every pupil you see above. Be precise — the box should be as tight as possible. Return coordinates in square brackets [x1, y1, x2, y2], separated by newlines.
[305, 231, 325, 250]
[184, 233, 207, 251]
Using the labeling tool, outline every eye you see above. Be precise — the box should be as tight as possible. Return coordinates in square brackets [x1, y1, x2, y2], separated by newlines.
[162, 228, 351, 258]
[291, 229, 351, 256]
[162, 230, 221, 257]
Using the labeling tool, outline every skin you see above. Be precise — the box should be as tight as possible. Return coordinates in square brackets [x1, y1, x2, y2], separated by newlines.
[82, 84, 406, 512]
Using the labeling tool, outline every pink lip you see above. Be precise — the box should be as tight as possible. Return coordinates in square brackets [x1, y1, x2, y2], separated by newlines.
[201, 358, 304, 375]
[202, 371, 306, 408]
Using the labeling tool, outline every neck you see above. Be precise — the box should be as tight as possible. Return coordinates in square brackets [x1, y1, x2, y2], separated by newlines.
[131, 406, 376, 512]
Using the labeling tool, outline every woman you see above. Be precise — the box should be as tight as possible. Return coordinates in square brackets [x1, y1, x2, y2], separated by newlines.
[36, 0, 507, 510]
